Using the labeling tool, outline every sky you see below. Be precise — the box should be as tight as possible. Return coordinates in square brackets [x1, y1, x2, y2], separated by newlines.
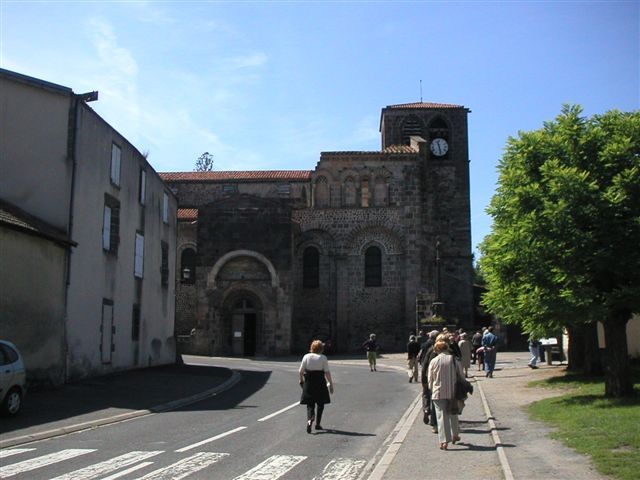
[1, 1, 638, 256]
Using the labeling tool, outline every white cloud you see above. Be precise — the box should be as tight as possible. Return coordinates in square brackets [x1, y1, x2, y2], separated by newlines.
[225, 52, 268, 70]
[351, 115, 380, 145]
[87, 18, 138, 78]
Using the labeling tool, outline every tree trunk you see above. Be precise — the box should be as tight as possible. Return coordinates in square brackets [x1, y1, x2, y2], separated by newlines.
[582, 322, 603, 376]
[566, 323, 602, 374]
[566, 325, 584, 371]
[602, 311, 633, 397]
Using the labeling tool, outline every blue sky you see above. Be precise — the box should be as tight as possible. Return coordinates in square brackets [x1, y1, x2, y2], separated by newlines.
[2, 1, 638, 256]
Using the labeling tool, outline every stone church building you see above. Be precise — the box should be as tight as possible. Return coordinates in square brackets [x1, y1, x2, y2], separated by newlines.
[160, 102, 473, 356]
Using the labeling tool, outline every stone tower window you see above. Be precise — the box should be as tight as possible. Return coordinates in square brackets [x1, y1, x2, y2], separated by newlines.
[361, 178, 370, 207]
[373, 177, 388, 207]
[343, 177, 356, 207]
[181, 248, 196, 284]
[402, 115, 424, 145]
[303, 246, 320, 288]
[364, 246, 382, 287]
[314, 176, 329, 207]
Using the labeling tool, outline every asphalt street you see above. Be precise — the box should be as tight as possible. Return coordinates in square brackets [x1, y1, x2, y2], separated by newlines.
[0, 356, 415, 480]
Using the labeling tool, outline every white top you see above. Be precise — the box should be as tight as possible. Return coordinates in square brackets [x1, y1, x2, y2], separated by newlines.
[299, 353, 330, 373]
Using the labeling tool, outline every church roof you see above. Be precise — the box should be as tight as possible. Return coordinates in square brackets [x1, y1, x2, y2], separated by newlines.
[159, 170, 312, 182]
[177, 208, 198, 221]
[383, 145, 418, 153]
[384, 101, 465, 110]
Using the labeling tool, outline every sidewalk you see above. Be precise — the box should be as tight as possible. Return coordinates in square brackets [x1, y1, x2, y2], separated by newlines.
[374, 351, 605, 480]
[0, 363, 240, 449]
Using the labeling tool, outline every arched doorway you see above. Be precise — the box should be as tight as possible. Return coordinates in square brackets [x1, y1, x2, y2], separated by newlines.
[227, 294, 262, 357]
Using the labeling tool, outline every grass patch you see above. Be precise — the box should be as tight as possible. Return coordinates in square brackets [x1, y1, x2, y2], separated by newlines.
[528, 368, 640, 480]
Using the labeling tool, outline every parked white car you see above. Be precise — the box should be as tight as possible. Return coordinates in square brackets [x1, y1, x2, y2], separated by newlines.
[0, 340, 26, 415]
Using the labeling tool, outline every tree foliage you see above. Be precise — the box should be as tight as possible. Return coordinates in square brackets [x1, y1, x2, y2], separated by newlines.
[195, 152, 214, 172]
[479, 105, 640, 396]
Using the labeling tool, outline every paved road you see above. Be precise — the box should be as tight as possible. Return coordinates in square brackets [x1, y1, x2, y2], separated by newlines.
[0, 356, 415, 480]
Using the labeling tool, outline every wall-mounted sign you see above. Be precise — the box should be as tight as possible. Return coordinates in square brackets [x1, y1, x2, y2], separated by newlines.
[234, 331, 242, 338]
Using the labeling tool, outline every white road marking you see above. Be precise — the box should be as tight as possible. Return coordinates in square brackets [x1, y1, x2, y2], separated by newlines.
[48, 450, 162, 480]
[233, 454, 306, 480]
[100, 461, 154, 480]
[257, 402, 300, 422]
[175, 426, 247, 452]
[0, 448, 96, 477]
[133, 452, 228, 480]
[313, 458, 367, 480]
[0, 448, 35, 458]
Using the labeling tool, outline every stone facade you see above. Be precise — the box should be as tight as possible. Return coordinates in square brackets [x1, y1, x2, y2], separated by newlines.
[163, 102, 473, 355]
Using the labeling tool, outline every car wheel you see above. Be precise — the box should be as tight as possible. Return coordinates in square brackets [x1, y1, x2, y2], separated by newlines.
[2, 387, 22, 416]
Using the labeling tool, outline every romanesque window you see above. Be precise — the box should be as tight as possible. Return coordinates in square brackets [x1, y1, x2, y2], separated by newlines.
[402, 115, 423, 145]
[344, 177, 356, 207]
[373, 177, 388, 207]
[181, 248, 196, 284]
[361, 179, 370, 207]
[314, 176, 329, 208]
[303, 246, 320, 288]
[364, 246, 382, 287]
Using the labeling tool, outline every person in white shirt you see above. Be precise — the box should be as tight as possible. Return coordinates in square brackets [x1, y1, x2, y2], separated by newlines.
[299, 340, 334, 433]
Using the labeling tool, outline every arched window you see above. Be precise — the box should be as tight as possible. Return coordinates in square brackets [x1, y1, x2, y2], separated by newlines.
[373, 177, 388, 207]
[303, 246, 320, 288]
[314, 176, 329, 207]
[344, 177, 356, 207]
[361, 178, 370, 207]
[364, 246, 382, 287]
[181, 248, 197, 284]
[402, 115, 424, 145]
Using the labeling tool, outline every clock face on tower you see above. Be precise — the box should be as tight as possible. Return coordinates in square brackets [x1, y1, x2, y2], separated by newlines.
[430, 138, 448, 157]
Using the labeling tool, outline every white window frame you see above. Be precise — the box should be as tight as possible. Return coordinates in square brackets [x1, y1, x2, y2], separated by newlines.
[134, 232, 144, 278]
[111, 143, 121, 186]
[162, 192, 169, 224]
[102, 205, 112, 250]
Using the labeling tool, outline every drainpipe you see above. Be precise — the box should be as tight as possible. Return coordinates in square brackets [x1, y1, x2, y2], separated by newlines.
[63, 90, 98, 382]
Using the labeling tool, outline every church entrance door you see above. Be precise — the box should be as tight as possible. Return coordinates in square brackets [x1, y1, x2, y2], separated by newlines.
[229, 296, 260, 357]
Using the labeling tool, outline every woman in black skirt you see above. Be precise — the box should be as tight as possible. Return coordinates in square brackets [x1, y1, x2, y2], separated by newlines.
[299, 340, 334, 433]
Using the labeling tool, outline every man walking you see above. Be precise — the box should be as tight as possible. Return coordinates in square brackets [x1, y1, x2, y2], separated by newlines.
[482, 327, 498, 377]
[528, 335, 540, 369]
[407, 335, 421, 382]
[471, 330, 483, 364]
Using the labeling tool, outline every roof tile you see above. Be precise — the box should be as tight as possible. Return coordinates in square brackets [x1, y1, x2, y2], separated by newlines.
[385, 101, 464, 109]
[159, 171, 312, 182]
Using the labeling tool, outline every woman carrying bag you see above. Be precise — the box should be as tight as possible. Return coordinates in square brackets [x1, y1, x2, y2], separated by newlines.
[427, 338, 464, 450]
[299, 340, 334, 433]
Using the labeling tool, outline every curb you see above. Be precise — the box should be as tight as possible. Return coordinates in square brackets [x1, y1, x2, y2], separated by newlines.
[0, 370, 242, 449]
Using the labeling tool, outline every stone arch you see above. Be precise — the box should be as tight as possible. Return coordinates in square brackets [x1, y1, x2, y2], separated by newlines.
[297, 228, 336, 256]
[401, 115, 426, 144]
[345, 225, 404, 255]
[207, 249, 279, 290]
[314, 175, 330, 207]
[343, 176, 357, 207]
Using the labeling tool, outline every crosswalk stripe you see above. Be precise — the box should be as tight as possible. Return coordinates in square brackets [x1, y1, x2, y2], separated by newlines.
[0, 448, 36, 459]
[233, 454, 306, 480]
[313, 458, 367, 480]
[132, 452, 229, 480]
[176, 426, 247, 452]
[0, 448, 96, 478]
[47, 450, 163, 480]
[101, 461, 155, 480]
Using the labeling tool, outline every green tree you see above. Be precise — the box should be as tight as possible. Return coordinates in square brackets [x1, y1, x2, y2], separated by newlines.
[195, 151, 214, 172]
[479, 105, 640, 397]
